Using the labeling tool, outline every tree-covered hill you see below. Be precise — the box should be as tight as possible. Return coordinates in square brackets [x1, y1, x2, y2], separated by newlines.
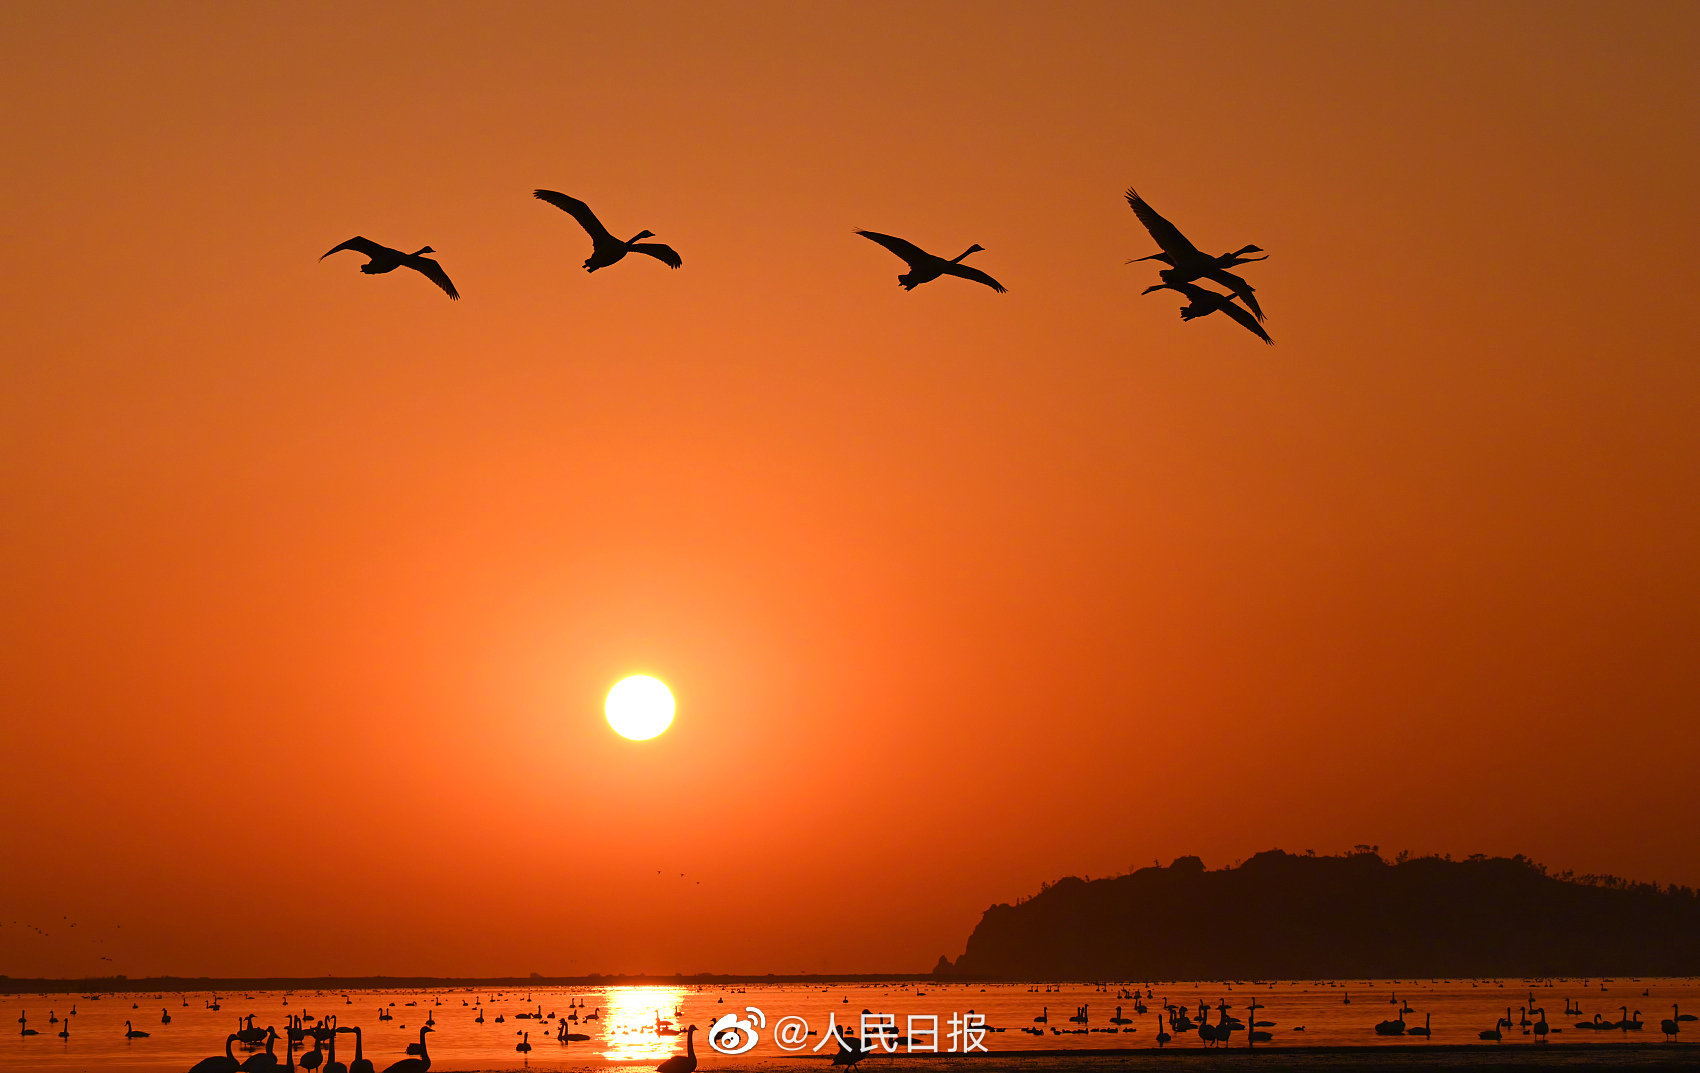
[935, 849, 1700, 979]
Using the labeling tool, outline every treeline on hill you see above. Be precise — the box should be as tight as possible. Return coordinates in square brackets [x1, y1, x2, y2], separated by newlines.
[934, 848, 1700, 979]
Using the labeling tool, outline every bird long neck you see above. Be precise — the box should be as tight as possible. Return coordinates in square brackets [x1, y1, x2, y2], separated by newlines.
[226, 1035, 236, 1060]
[353, 1028, 362, 1059]
[686, 1026, 695, 1057]
[951, 247, 977, 263]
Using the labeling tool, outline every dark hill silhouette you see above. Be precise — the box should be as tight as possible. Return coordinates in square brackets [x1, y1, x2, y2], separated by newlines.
[936, 849, 1700, 979]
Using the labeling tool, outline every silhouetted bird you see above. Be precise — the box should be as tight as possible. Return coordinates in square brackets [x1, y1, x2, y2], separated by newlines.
[854, 230, 1006, 293]
[1481, 1009, 1508, 1042]
[126, 1020, 151, 1039]
[320, 238, 459, 300]
[1197, 1006, 1219, 1047]
[379, 1026, 432, 1073]
[829, 1027, 873, 1068]
[339, 1026, 373, 1073]
[239, 1027, 284, 1072]
[655, 1025, 697, 1073]
[1143, 281, 1273, 345]
[191, 1033, 243, 1073]
[1124, 188, 1265, 319]
[532, 190, 681, 272]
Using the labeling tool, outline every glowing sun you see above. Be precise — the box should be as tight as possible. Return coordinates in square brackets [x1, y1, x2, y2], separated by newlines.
[605, 675, 675, 740]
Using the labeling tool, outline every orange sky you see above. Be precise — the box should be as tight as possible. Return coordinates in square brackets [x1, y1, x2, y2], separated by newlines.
[3, 1, 1698, 978]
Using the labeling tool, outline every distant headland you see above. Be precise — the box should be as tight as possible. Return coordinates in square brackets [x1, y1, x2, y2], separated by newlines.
[934, 848, 1700, 979]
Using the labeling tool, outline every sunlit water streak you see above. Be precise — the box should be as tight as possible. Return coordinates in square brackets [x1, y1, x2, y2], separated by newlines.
[3, 977, 1698, 1070]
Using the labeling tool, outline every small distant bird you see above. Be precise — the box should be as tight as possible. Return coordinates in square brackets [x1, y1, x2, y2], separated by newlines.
[125, 1020, 150, 1039]
[854, 230, 1006, 293]
[532, 190, 681, 272]
[1144, 281, 1273, 345]
[320, 238, 459, 300]
[1124, 187, 1265, 319]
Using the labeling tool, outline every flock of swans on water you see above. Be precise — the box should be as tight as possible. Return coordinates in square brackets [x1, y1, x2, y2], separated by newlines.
[1017, 983, 1697, 1048]
[17, 979, 1691, 1069]
[17, 992, 694, 1073]
[320, 186, 1276, 345]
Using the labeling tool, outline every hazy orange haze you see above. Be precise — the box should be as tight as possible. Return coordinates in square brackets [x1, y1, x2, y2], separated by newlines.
[2, 0, 1698, 977]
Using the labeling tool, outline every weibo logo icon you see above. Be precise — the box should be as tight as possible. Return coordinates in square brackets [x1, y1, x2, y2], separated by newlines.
[708, 1007, 766, 1055]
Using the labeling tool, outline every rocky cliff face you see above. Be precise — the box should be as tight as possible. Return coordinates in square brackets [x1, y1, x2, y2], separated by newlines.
[936, 849, 1700, 979]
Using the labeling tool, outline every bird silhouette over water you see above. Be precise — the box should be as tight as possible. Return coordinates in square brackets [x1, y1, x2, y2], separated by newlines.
[1124, 188, 1265, 319]
[1144, 281, 1273, 345]
[655, 1024, 697, 1073]
[190, 1033, 242, 1073]
[320, 238, 459, 300]
[532, 190, 681, 272]
[828, 1027, 876, 1068]
[339, 1026, 373, 1073]
[379, 1025, 432, 1073]
[854, 230, 1006, 293]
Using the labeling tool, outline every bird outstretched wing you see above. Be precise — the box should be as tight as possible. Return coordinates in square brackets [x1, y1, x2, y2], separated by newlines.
[1214, 293, 1273, 345]
[629, 242, 682, 268]
[1201, 267, 1264, 321]
[320, 236, 391, 261]
[941, 261, 1007, 293]
[1124, 189, 1202, 259]
[854, 229, 930, 268]
[533, 190, 616, 245]
[409, 255, 460, 300]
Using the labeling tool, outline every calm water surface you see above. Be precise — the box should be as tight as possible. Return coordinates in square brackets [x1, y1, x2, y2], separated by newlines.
[4, 977, 1697, 1071]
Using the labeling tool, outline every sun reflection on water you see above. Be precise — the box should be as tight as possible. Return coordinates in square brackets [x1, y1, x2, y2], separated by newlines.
[598, 986, 688, 1062]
